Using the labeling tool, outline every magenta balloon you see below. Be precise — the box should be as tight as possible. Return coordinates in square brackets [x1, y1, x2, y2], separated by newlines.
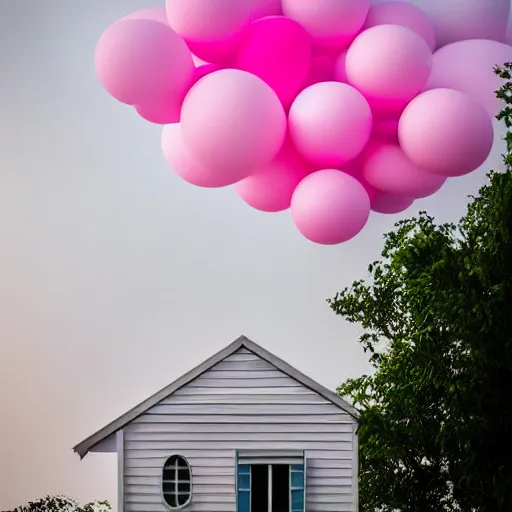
[251, 0, 283, 19]
[363, 141, 446, 198]
[346, 25, 433, 115]
[373, 118, 399, 142]
[332, 51, 347, 82]
[282, 0, 370, 52]
[301, 55, 334, 89]
[398, 88, 494, 177]
[166, 0, 253, 63]
[193, 63, 221, 84]
[235, 16, 312, 108]
[235, 139, 309, 212]
[371, 191, 414, 214]
[288, 82, 373, 167]
[161, 123, 250, 187]
[409, 0, 509, 48]
[291, 170, 371, 245]
[95, 19, 195, 107]
[426, 39, 512, 117]
[363, 1, 436, 50]
[181, 69, 287, 174]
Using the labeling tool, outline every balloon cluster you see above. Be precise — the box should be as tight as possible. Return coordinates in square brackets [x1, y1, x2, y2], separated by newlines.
[95, 0, 512, 245]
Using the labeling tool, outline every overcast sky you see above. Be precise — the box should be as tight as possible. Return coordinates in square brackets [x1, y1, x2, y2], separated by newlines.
[0, 1, 506, 509]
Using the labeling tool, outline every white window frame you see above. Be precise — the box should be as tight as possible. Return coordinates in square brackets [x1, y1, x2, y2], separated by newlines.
[161, 454, 192, 510]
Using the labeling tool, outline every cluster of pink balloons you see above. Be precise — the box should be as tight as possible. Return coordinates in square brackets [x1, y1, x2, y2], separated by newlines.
[95, 0, 512, 245]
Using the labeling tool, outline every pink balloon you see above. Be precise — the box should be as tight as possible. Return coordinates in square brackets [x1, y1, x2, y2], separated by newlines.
[398, 88, 494, 177]
[288, 82, 373, 167]
[281, 0, 370, 52]
[371, 191, 414, 214]
[363, 1, 436, 50]
[363, 141, 446, 198]
[301, 55, 334, 89]
[426, 39, 512, 117]
[340, 158, 415, 213]
[409, 0, 510, 48]
[165, 0, 253, 64]
[235, 16, 312, 108]
[95, 19, 195, 106]
[251, 0, 283, 19]
[291, 170, 371, 245]
[235, 138, 309, 212]
[135, 96, 182, 125]
[345, 25, 433, 115]
[332, 51, 347, 82]
[181, 69, 287, 174]
[161, 123, 249, 187]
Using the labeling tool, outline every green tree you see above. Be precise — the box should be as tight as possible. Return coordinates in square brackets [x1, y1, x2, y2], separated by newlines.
[4, 496, 111, 512]
[329, 64, 512, 511]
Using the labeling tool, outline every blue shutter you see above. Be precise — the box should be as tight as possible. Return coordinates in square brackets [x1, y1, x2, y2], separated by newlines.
[237, 464, 251, 512]
[290, 464, 305, 512]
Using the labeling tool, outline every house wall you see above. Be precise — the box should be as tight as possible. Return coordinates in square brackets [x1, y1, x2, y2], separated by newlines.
[122, 348, 357, 512]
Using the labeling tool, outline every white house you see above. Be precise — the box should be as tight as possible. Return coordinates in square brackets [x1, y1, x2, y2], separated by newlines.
[74, 335, 359, 512]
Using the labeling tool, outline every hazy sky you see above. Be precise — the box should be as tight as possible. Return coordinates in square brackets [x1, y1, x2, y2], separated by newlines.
[0, 1, 507, 510]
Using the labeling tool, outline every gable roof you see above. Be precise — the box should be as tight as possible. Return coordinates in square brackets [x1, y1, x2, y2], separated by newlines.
[73, 335, 359, 458]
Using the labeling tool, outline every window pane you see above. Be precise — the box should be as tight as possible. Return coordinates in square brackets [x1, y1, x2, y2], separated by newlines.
[238, 474, 250, 491]
[178, 482, 190, 494]
[177, 493, 189, 506]
[238, 464, 251, 474]
[291, 464, 304, 472]
[291, 489, 304, 512]
[162, 482, 176, 494]
[178, 468, 189, 481]
[291, 470, 304, 488]
[238, 490, 250, 512]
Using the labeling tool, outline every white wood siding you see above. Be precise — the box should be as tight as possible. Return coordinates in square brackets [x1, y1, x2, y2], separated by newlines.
[123, 348, 357, 512]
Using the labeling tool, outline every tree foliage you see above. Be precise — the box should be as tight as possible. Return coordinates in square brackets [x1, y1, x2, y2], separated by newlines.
[329, 63, 512, 511]
[3, 496, 111, 512]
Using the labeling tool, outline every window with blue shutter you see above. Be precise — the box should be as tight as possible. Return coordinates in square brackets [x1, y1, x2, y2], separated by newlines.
[290, 464, 305, 512]
[237, 464, 251, 512]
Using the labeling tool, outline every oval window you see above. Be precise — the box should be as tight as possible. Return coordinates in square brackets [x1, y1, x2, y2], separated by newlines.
[162, 455, 192, 509]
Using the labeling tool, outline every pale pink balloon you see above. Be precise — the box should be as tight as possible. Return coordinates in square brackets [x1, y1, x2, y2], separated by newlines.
[409, 0, 510, 48]
[165, 0, 253, 64]
[332, 52, 347, 82]
[291, 170, 371, 245]
[288, 82, 373, 167]
[282, 0, 370, 52]
[95, 19, 195, 106]
[398, 88, 494, 177]
[363, 1, 436, 50]
[426, 39, 512, 117]
[235, 16, 312, 108]
[122, 8, 169, 24]
[363, 141, 446, 198]
[345, 25, 433, 115]
[301, 55, 334, 89]
[235, 138, 309, 212]
[161, 123, 249, 187]
[181, 69, 287, 174]
[371, 191, 414, 214]
[251, 0, 283, 19]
